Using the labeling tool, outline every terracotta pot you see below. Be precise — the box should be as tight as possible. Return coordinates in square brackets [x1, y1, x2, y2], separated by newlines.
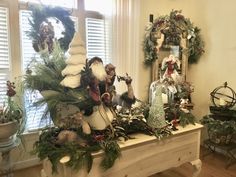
[0, 120, 18, 147]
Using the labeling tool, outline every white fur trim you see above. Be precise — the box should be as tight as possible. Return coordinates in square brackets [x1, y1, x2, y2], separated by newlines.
[84, 105, 114, 130]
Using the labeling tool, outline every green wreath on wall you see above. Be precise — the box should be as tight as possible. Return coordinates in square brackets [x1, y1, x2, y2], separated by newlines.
[144, 10, 205, 65]
[27, 5, 75, 53]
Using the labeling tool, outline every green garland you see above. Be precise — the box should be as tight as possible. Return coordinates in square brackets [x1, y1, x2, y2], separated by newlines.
[144, 10, 205, 65]
[27, 5, 75, 52]
[33, 127, 121, 173]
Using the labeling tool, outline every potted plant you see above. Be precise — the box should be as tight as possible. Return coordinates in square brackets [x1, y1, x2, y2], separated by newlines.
[0, 81, 23, 147]
[201, 115, 236, 145]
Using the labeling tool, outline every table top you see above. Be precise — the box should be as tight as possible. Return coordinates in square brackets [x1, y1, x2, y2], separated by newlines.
[118, 123, 203, 148]
[93, 123, 203, 157]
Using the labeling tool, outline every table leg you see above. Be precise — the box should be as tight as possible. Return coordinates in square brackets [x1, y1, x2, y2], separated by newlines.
[190, 159, 202, 177]
[41, 169, 48, 177]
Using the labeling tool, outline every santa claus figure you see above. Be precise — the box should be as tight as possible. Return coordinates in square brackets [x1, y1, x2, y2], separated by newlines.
[82, 57, 136, 130]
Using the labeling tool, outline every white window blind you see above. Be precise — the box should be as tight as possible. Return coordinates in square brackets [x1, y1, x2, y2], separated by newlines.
[0, 7, 10, 107]
[20, 10, 50, 131]
[86, 18, 110, 64]
[20, 10, 77, 131]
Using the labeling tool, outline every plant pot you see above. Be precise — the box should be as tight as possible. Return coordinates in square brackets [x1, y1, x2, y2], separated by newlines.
[0, 120, 18, 147]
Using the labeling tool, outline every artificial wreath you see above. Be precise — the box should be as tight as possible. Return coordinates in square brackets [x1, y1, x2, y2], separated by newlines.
[27, 5, 75, 53]
[144, 10, 205, 65]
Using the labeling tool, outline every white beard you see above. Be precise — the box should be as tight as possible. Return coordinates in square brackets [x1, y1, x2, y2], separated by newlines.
[90, 62, 107, 81]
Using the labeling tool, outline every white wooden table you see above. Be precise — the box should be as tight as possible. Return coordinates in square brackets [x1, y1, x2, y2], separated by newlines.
[41, 123, 203, 177]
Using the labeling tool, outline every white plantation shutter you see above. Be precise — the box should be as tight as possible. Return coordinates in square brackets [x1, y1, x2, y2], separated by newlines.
[0, 73, 8, 106]
[0, 7, 10, 107]
[20, 10, 40, 70]
[86, 18, 110, 64]
[20, 10, 50, 131]
[20, 10, 77, 131]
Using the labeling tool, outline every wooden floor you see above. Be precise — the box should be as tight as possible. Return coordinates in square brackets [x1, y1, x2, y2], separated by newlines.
[2, 147, 236, 177]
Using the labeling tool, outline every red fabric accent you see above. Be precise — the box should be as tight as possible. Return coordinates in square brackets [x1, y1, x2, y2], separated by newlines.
[167, 61, 175, 75]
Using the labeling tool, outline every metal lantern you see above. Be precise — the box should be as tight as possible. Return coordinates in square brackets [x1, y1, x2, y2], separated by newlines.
[210, 82, 236, 109]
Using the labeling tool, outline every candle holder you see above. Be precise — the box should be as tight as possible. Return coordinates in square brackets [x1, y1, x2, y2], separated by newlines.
[210, 82, 236, 109]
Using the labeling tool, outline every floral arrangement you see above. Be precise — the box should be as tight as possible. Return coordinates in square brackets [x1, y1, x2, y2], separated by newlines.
[24, 39, 173, 173]
[0, 81, 23, 124]
[24, 6, 197, 174]
[144, 10, 205, 65]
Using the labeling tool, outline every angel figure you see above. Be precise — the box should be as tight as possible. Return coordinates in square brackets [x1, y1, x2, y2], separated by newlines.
[161, 54, 180, 82]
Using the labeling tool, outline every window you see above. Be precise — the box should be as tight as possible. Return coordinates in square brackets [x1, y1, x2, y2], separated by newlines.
[0, 7, 10, 107]
[20, 10, 49, 130]
[16, 0, 112, 131]
[0, 0, 113, 131]
[84, 0, 112, 63]
[20, 0, 77, 9]
[84, 0, 112, 14]
[86, 18, 110, 64]
[20, 9, 78, 130]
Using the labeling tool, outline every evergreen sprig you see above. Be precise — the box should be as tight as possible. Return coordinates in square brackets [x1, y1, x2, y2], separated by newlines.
[179, 111, 196, 127]
[33, 127, 121, 173]
[100, 140, 121, 170]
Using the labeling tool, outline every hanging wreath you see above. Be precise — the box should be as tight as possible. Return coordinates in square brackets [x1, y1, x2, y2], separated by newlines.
[27, 5, 75, 53]
[144, 10, 205, 65]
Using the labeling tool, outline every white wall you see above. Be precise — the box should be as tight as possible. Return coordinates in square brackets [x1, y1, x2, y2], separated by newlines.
[137, 0, 236, 119]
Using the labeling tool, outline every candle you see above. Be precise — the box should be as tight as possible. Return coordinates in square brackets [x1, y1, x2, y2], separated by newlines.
[219, 98, 226, 106]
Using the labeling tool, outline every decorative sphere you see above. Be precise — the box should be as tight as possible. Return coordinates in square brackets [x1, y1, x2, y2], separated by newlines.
[210, 82, 236, 109]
